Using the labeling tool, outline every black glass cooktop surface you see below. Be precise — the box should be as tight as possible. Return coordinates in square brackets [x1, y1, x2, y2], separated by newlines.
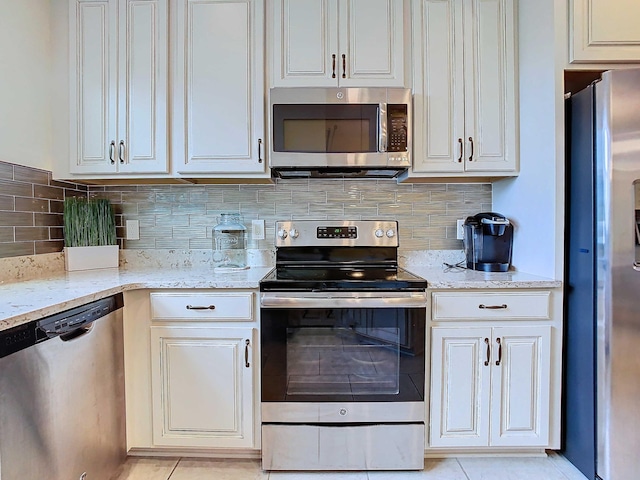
[259, 265, 427, 291]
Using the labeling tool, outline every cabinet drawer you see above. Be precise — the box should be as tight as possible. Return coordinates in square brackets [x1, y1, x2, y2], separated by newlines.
[150, 292, 253, 321]
[431, 291, 551, 321]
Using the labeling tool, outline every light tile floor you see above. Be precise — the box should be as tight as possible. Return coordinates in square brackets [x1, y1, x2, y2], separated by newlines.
[113, 452, 589, 480]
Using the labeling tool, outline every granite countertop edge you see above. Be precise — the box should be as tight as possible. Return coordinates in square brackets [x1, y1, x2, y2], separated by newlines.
[1, 263, 562, 332]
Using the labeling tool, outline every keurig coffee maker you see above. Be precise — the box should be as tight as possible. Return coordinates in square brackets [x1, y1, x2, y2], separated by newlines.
[463, 212, 513, 272]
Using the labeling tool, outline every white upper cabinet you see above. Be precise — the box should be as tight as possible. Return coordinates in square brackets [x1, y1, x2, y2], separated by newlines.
[270, 0, 406, 87]
[410, 0, 517, 177]
[570, 0, 640, 63]
[172, 0, 266, 176]
[69, 0, 169, 175]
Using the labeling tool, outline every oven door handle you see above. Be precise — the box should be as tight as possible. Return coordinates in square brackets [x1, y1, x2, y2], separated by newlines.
[260, 292, 427, 309]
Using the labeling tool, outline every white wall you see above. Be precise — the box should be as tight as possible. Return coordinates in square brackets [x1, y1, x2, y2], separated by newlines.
[0, 0, 53, 170]
[493, 0, 564, 280]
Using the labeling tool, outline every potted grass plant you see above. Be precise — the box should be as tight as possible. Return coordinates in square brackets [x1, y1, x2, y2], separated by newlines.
[63, 197, 119, 271]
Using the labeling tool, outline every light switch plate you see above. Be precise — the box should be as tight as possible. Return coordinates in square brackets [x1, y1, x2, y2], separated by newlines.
[252, 219, 265, 240]
[126, 220, 140, 240]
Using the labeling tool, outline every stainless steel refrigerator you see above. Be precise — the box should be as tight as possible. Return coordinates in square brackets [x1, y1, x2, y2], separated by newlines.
[564, 68, 640, 480]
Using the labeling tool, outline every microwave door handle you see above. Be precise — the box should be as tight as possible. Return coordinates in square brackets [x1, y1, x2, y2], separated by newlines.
[379, 103, 387, 153]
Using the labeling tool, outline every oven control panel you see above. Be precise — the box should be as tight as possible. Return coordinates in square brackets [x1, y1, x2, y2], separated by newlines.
[275, 220, 398, 247]
[317, 226, 357, 239]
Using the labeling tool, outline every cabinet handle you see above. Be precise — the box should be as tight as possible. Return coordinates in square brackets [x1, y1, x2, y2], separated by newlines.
[342, 54, 346, 79]
[484, 337, 490, 366]
[118, 140, 125, 164]
[332, 54, 336, 78]
[185, 305, 216, 310]
[258, 138, 263, 163]
[468, 137, 474, 161]
[109, 141, 116, 164]
[496, 337, 502, 366]
[245, 339, 251, 368]
[478, 304, 507, 310]
[457, 138, 463, 163]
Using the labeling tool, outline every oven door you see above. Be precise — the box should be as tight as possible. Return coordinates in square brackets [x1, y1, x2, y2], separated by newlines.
[260, 291, 426, 404]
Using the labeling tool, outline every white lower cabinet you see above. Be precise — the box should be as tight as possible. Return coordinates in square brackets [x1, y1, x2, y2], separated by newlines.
[428, 289, 560, 450]
[123, 289, 259, 452]
[430, 325, 551, 448]
[150, 326, 255, 448]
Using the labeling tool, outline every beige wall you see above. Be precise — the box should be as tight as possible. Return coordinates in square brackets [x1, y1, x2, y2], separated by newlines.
[0, 0, 53, 170]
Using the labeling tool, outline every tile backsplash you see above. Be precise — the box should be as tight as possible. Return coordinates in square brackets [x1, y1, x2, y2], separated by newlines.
[89, 179, 491, 252]
[0, 161, 88, 258]
[0, 160, 492, 259]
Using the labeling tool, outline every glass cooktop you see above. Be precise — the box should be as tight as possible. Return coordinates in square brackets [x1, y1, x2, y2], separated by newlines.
[259, 266, 427, 292]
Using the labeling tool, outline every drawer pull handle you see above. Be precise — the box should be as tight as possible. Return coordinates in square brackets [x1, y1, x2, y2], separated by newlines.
[479, 304, 507, 310]
[245, 339, 251, 368]
[332, 54, 336, 78]
[186, 305, 216, 310]
[496, 337, 502, 366]
[484, 338, 490, 366]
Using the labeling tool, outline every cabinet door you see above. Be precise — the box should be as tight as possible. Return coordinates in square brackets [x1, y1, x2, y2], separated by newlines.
[150, 326, 255, 448]
[69, 0, 118, 174]
[411, 0, 465, 173]
[116, 0, 169, 174]
[271, 0, 338, 87]
[271, 0, 405, 87]
[338, 0, 405, 87]
[463, 0, 516, 173]
[173, 0, 266, 175]
[430, 327, 491, 447]
[570, 0, 640, 63]
[490, 326, 551, 447]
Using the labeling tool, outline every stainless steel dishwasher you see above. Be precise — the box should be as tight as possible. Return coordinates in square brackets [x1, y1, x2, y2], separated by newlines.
[0, 293, 126, 480]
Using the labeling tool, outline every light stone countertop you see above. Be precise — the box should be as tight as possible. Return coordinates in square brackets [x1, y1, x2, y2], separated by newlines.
[0, 266, 273, 332]
[0, 249, 562, 332]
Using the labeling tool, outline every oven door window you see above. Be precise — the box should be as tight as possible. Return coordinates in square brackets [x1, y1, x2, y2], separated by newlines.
[261, 307, 425, 402]
[272, 104, 379, 153]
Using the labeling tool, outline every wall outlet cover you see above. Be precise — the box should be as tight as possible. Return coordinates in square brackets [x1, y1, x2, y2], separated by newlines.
[456, 219, 465, 240]
[252, 219, 265, 240]
[126, 220, 140, 240]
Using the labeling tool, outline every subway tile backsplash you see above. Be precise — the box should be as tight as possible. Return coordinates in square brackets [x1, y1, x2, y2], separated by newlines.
[0, 160, 492, 259]
[0, 161, 88, 259]
[89, 179, 492, 252]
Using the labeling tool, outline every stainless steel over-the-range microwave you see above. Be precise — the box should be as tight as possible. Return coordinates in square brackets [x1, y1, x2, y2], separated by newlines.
[269, 87, 411, 178]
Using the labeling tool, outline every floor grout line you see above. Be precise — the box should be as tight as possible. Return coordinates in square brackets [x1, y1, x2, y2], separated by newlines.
[165, 456, 182, 480]
[455, 457, 472, 480]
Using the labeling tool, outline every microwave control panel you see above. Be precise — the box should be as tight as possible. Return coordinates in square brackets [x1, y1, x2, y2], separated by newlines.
[387, 104, 408, 152]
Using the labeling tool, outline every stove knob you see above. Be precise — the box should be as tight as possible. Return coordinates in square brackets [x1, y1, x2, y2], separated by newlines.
[277, 229, 288, 240]
[289, 229, 299, 239]
[375, 229, 384, 238]
[386, 229, 395, 238]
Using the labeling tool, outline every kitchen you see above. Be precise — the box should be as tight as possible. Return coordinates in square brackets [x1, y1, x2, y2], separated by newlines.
[0, 0, 636, 479]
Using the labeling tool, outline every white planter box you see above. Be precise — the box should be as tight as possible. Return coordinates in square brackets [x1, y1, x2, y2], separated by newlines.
[64, 245, 119, 271]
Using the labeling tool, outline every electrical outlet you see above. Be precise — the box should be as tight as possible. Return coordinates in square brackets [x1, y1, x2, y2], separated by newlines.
[126, 220, 140, 240]
[252, 219, 265, 240]
[456, 219, 465, 240]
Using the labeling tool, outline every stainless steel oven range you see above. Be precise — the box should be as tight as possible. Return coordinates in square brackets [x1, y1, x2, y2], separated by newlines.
[260, 220, 427, 471]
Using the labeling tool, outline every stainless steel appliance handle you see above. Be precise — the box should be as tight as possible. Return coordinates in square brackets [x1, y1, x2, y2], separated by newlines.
[379, 103, 388, 153]
[261, 292, 427, 309]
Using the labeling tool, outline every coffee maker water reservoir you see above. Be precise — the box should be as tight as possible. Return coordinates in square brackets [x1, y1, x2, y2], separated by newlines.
[463, 212, 513, 272]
